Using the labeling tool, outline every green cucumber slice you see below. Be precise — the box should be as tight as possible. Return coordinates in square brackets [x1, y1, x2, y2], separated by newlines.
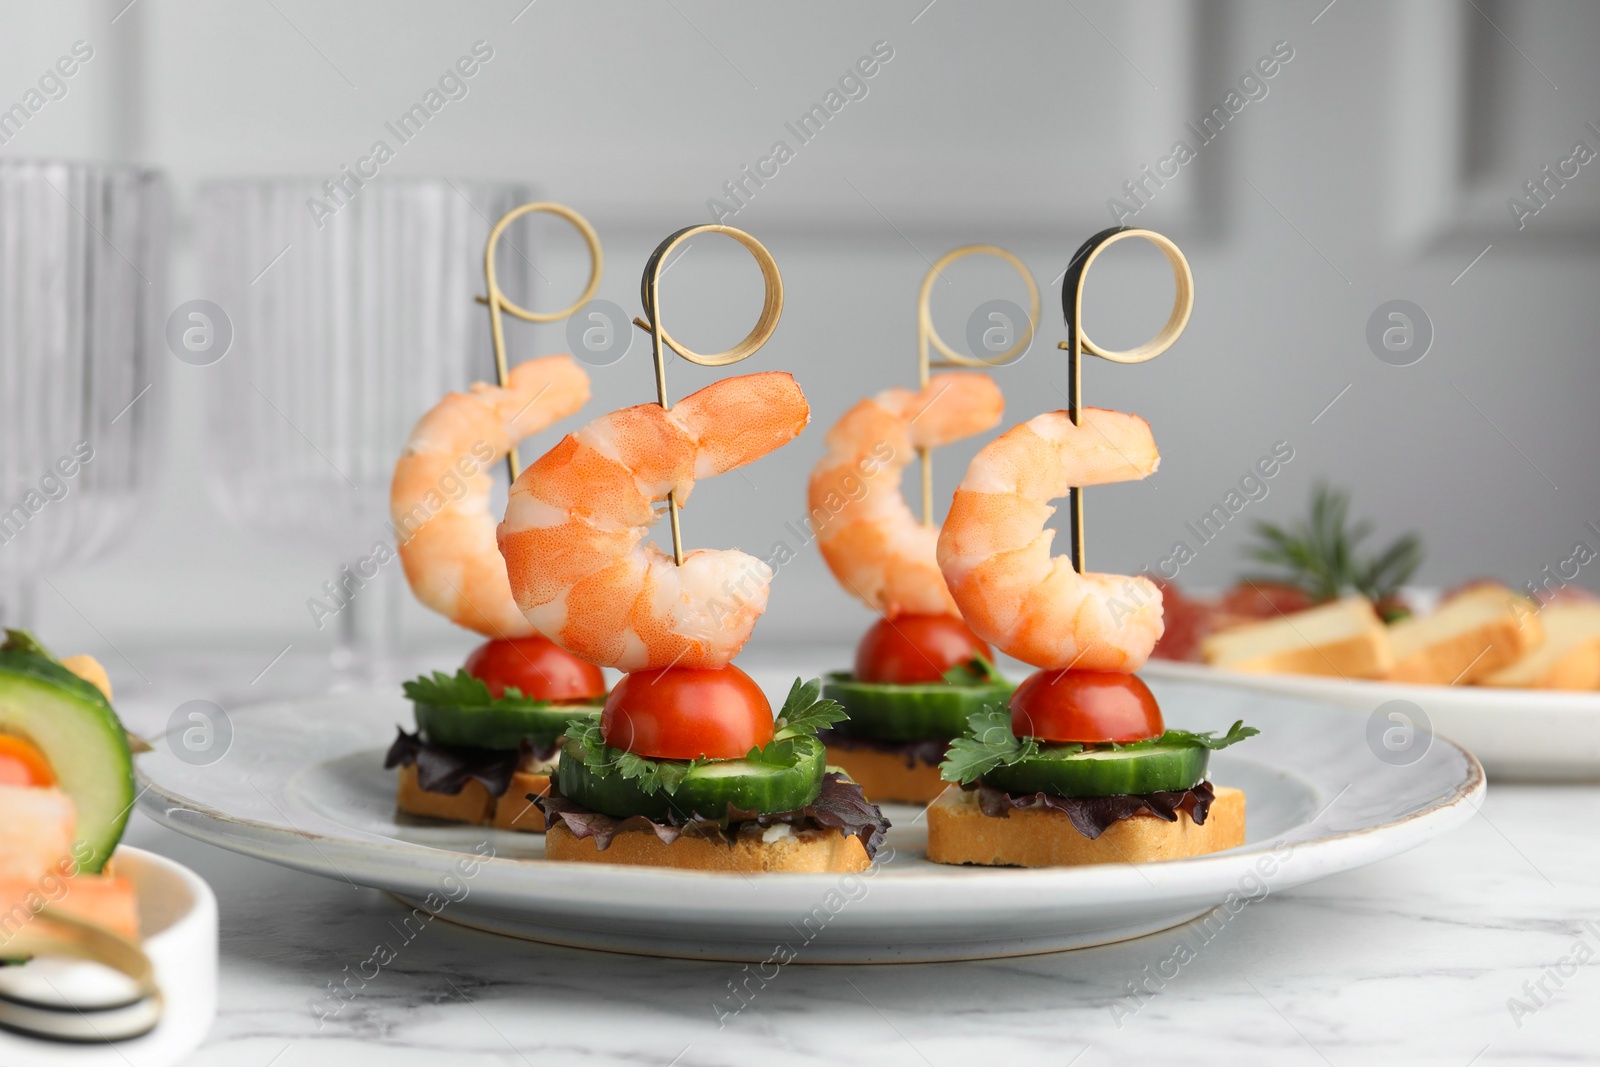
[981, 742, 1208, 798]
[823, 671, 1012, 742]
[0, 650, 134, 873]
[558, 736, 826, 820]
[413, 700, 601, 749]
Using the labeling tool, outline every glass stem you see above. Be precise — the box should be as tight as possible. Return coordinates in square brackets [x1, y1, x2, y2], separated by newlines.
[331, 555, 404, 688]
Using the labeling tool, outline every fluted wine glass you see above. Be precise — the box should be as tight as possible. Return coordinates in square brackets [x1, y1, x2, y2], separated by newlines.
[0, 160, 167, 629]
[194, 177, 534, 685]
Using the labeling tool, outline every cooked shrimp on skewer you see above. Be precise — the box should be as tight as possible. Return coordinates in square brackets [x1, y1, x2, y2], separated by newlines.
[391, 355, 590, 637]
[809, 372, 1003, 618]
[937, 407, 1164, 671]
[500, 372, 809, 671]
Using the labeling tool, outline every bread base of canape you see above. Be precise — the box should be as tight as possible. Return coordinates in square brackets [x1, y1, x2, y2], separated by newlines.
[395, 766, 551, 833]
[545, 822, 872, 873]
[926, 784, 1246, 867]
[824, 744, 945, 805]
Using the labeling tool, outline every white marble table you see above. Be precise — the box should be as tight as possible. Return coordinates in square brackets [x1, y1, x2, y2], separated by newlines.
[101, 645, 1600, 1065]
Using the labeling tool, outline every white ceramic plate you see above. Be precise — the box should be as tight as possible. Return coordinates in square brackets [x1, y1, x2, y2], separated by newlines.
[1143, 659, 1600, 781]
[0, 846, 218, 1067]
[134, 673, 1482, 963]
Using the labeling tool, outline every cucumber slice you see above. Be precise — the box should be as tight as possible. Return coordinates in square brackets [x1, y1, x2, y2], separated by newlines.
[981, 742, 1209, 798]
[0, 650, 134, 873]
[558, 736, 826, 820]
[823, 671, 1012, 742]
[414, 700, 601, 750]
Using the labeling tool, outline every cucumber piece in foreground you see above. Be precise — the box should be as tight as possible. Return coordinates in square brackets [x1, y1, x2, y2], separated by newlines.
[0, 649, 134, 873]
[981, 742, 1209, 799]
[823, 671, 1012, 742]
[414, 700, 602, 750]
[558, 736, 826, 820]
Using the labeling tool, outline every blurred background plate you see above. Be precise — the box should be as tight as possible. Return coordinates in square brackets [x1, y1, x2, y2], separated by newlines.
[133, 671, 1482, 963]
[1145, 658, 1600, 782]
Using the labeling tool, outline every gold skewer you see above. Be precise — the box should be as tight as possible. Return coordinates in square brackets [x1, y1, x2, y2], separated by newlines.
[630, 224, 784, 565]
[1057, 226, 1194, 573]
[478, 202, 604, 484]
[915, 245, 1040, 526]
[2, 905, 163, 1006]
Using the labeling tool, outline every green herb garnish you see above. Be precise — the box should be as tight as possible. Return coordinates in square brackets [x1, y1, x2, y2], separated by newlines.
[563, 676, 844, 796]
[940, 703, 1047, 784]
[1106, 720, 1260, 752]
[940, 652, 1007, 686]
[402, 669, 551, 709]
[1247, 484, 1422, 610]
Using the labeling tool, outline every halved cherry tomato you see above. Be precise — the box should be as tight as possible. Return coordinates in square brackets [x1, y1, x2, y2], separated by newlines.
[0, 735, 56, 787]
[854, 614, 993, 685]
[464, 636, 606, 702]
[601, 665, 773, 760]
[1009, 669, 1164, 744]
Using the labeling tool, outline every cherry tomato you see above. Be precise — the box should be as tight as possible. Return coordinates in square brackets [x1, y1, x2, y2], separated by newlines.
[0, 735, 55, 787]
[601, 665, 773, 760]
[1009, 669, 1164, 744]
[854, 614, 993, 685]
[464, 636, 606, 702]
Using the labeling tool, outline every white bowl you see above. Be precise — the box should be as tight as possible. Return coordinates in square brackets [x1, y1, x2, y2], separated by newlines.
[0, 846, 218, 1066]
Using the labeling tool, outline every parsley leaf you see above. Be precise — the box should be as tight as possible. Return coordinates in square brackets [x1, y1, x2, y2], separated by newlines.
[401, 669, 554, 709]
[1110, 720, 1260, 751]
[771, 677, 847, 741]
[940, 652, 1006, 686]
[939, 703, 1038, 784]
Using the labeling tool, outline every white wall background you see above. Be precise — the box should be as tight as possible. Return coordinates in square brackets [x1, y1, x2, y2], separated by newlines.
[3, 0, 1598, 683]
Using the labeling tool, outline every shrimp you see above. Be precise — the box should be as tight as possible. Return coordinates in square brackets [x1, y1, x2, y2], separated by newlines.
[391, 355, 590, 637]
[0, 783, 75, 882]
[808, 372, 1003, 618]
[499, 372, 809, 671]
[937, 407, 1164, 671]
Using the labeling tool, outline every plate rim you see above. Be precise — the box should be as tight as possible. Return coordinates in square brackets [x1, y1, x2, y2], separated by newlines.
[134, 692, 1486, 896]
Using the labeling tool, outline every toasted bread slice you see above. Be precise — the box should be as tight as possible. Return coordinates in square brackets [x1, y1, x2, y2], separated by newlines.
[925, 784, 1245, 867]
[1201, 595, 1393, 678]
[1480, 603, 1600, 690]
[1387, 585, 1543, 684]
[395, 766, 551, 833]
[545, 822, 872, 873]
[824, 744, 946, 805]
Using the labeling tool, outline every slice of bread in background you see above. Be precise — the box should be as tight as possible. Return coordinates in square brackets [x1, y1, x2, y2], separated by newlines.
[545, 822, 872, 872]
[1201, 595, 1393, 678]
[395, 766, 551, 832]
[824, 745, 946, 805]
[1480, 603, 1600, 690]
[1387, 584, 1543, 684]
[925, 785, 1245, 867]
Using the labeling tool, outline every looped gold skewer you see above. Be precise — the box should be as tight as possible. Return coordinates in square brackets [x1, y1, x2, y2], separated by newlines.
[629, 224, 784, 566]
[478, 202, 604, 483]
[915, 245, 1040, 526]
[0, 905, 163, 1014]
[1057, 226, 1194, 573]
